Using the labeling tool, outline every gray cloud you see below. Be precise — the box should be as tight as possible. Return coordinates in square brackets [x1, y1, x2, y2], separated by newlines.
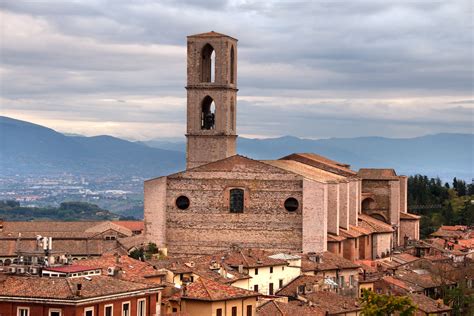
[0, 0, 472, 140]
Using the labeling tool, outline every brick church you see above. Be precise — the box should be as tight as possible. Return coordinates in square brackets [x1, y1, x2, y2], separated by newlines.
[144, 32, 420, 261]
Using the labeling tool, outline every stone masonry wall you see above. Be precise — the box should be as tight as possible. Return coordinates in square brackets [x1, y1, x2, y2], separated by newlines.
[339, 182, 350, 229]
[164, 169, 307, 255]
[327, 182, 339, 235]
[144, 177, 168, 247]
[302, 179, 328, 253]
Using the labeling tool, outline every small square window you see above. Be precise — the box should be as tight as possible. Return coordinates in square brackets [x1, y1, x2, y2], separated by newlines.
[269, 267, 273, 273]
[18, 308, 29, 316]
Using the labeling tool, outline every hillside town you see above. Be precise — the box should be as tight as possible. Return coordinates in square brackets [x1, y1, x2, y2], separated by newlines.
[0, 32, 472, 316]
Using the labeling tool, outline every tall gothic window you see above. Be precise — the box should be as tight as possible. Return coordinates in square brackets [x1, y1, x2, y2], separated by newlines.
[201, 44, 215, 83]
[229, 188, 244, 213]
[201, 96, 215, 130]
[230, 46, 235, 84]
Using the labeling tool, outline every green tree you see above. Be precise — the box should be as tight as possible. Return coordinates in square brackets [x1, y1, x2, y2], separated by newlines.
[360, 290, 417, 316]
[129, 247, 145, 260]
[444, 284, 474, 316]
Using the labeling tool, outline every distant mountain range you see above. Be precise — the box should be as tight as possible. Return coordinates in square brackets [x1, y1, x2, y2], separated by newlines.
[1, 116, 472, 181]
[0, 116, 184, 177]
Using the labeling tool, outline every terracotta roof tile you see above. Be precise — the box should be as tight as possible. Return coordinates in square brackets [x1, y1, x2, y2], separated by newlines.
[358, 214, 394, 233]
[257, 300, 325, 316]
[112, 221, 144, 232]
[181, 277, 259, 301]
[262, 159, 346, 183]
[275, 275, 324, 297]
[301, 251, 359, 272]
[358, 169, 400, 180]
[304, 291, 362, 314]
[408, 293, 452, 313]
[279, 153, 357, 177]
[0, 275, 161, 300]
[73, 253, 162, 283]
[187, 31, 237, 40]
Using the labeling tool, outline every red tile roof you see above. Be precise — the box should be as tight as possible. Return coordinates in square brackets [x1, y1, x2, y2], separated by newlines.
[358, 169, 400, 180]
[73, 253, 161, 283]
[275, 275, 324, 297]
[0, 275, 161, 300]
[257, 300, 325, 316]
[304, 291, 362, 314]
[279, 153, 357, 177]
[181, 277, 259, 301]
[358, 214, 394, 233]
[408, 293, 452, 313]
[112, 221, 144, 232]
[43, 265, 99, 273]
[187, 31, 237, 40]
[301, 251, 359, 272]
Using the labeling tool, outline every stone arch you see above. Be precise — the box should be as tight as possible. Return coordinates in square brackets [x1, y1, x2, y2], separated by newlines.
[201, 43, 215, 83]
[4, 259, 11, 266]
[201, 96, 216, 130]
[361, 197, 377, 212]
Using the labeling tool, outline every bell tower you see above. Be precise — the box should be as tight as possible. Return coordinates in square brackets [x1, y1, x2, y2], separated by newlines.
[185, 31, 238, 169]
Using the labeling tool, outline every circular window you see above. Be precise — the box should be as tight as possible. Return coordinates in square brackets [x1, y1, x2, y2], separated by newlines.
[176, 196, 190, 210]
[284, 197, 299, 212]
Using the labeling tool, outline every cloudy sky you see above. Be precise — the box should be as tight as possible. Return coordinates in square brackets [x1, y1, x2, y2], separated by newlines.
[1, 0, 472, 140]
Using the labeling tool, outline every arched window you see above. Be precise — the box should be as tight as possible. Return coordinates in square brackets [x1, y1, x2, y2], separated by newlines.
[230, 46, 235, 84]
[361, 198, 376, 212]
[230, 188, 244, 213]
[201, 44, 215, 83]
[230, 98, 235, 131]
[201, 96, 216, 130]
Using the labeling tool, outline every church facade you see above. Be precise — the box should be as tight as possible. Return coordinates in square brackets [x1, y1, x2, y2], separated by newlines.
[144, 32, 419, 260]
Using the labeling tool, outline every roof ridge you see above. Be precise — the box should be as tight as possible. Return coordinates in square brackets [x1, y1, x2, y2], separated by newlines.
[65, 278, 76, 298]
[199, 278, 214, 300]
[273, 301, 285, 315]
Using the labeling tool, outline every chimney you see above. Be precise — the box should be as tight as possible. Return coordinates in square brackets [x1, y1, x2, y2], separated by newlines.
[116, 254, 121, 264]
[238, 264, 244, 274]
[76, 283, 82, 296]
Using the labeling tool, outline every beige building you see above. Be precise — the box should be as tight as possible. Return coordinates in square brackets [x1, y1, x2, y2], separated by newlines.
[163, 277, 259, 316]
[144, 31, 419, 260]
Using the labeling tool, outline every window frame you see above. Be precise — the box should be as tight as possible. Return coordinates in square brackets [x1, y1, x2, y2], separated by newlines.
[246, 305, 253, 316]
[216, 308, 223, 316]
[229, 188, 245, 213]
[84, 307, 94, 316]
[137, 298, 146, 316]
[122, 301, 131, 316]
[104, 304, 113, 316]
[17, 307, 30, 316]
[231, 306, 237, 316]
[269, 282, 274, 295]
[48, 308, 62, 316]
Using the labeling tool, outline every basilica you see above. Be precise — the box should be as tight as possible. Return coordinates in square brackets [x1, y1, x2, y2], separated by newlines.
[144, 32, 420, 260]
